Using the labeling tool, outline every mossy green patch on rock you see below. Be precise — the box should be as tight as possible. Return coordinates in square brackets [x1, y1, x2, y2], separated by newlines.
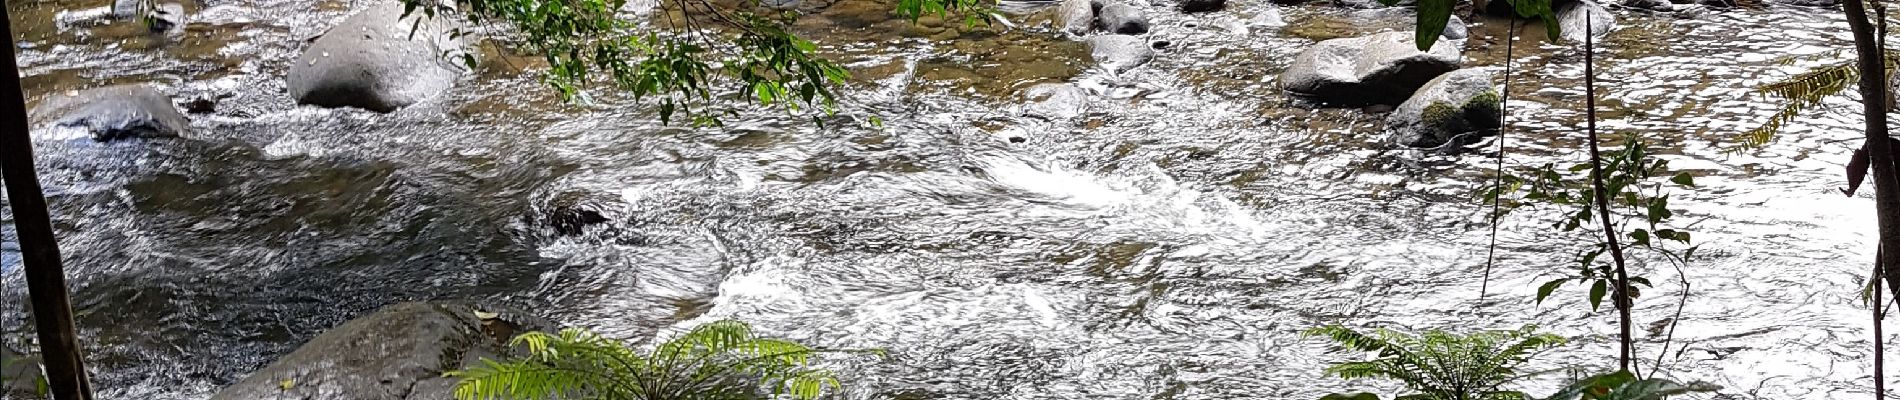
[1421, 101, 1461, 129]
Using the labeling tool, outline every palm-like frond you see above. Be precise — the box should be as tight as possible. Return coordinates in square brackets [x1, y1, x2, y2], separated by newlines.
[1738, 49, 1900, 151]
[449, 320, 876, 400]
[1308, 325, 1566, 400]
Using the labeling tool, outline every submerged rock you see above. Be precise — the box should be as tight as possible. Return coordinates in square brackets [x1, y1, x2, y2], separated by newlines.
[1387, 69, 1500, 148]
[1, 347, 42, 398]
[210, 301, 552, 400]
[288, 1, 470, 112]
[1556, 0, 1614, 42]
[1336, 0, 1416, 8]
[1764, 0, 1834, 6]
[1622, 0, 1673, 11]
[1279, 31, 1462, 107]
[1253, 4, 1288, 27]
[1177, 0, 1225, 12]
[1086, 35, 1155, 73]
[1097, 2, 1150, 34]
[1021, 83, 1091, 120]
[1348, 8, 1467, 40]
[31, 85, 190, 142]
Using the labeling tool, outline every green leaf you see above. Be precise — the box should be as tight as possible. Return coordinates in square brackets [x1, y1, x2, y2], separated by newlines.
[1670, 172, 1694, 187]
[1588, 280, 1607, 311]
[1411, 0, 1453, 51]
[1540, 15, 1561, 41]
[1536, 279, 1565, 305]
[1629, 229, 1649, 247]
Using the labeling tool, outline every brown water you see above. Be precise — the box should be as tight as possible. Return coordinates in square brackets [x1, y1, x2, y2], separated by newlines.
[0, 0, 1888, 399]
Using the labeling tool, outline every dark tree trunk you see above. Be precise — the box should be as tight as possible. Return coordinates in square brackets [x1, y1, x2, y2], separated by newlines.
[0, 4, 95, 400]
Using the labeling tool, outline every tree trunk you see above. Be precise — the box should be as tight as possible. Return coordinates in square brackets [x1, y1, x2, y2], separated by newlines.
[0, 4, 95, 400]
[1843, 0, 1900, 321]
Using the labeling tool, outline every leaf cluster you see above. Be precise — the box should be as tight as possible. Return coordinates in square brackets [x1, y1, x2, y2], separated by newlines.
[1386, 0, 1560, 51]
[448, 319, 881, 400]
[1483, 136, 1697, 312]
[1306, 325, 1566, 400]
[397, 0, 928, 126]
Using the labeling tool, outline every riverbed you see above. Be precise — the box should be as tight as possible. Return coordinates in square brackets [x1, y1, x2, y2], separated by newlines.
[0, 0, 1885, 398]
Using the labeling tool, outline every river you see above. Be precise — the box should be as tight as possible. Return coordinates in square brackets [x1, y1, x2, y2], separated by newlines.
[0, 0, 1884, 398]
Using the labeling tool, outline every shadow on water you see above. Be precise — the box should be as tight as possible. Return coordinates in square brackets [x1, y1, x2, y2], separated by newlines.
[0, 0, 1891, 398]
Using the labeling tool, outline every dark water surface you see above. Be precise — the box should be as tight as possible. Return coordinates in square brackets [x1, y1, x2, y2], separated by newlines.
[0, 0, 1886, 398]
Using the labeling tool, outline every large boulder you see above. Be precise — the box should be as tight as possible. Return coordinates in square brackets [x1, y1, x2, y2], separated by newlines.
[209, 301, 553, 400]
[31, 85, 190, 142]
[1096, 2, 1150, 34]
[1086, 35, 1155, 73]
[1279, 31, 1462, 107]
[1059, 0, 1100, 35]
[1556, 0, 1614, 43]
[288, 1, 470, 112]
[1057, 0, 1146, 35]
[1387, 69, 1500, 148]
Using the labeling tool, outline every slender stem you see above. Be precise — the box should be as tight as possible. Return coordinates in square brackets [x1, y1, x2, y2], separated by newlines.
[1878, 250, 1887, 399]
[1479, 17, 1519, 314]
[1582, 8, 1635, 373]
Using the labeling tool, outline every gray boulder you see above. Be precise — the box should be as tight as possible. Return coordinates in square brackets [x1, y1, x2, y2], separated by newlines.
[1387, 69, 1500, 148]
[1060, 0, 1100, 35]
[1097, 2, 1150, 34]
[1556, 0, 1614, 43]
[1279, 31, 1462, 107]
[1021, 83, 1090, 120]
[209, 301, 553, 400]
[31, 85, 190, 142]
[288, 1, 470, 112]
[1086, 35, 1155, 73]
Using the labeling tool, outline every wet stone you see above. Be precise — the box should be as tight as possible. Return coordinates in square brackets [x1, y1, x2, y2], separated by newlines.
[31, 85, 190, 142]
[288, 0, 470, 112]
[209, 302, 553, 400]
[1279, 31, 1462, 107]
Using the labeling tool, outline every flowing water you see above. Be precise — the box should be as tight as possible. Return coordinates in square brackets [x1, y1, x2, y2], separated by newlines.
[0, 0, 1887, 398]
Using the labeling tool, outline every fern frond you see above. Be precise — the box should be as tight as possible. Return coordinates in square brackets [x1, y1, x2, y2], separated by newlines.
[447, 319, 874, 400]
[1305, 325, 1396, 354]
[1309, 325, 1562, 400]
[448, 360, 602, 400]
[1736, 49, 1900, 152]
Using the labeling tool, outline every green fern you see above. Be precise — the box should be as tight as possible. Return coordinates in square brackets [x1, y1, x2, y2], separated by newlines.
[447, 320, 879, 400]
[1540, 371, 1718, 400]
[1738, 49, 1900, 151]
[1306, 325, 1566, 400]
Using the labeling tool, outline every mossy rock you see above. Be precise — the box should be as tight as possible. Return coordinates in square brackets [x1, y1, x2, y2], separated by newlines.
[1386, 69, 1499, 149]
